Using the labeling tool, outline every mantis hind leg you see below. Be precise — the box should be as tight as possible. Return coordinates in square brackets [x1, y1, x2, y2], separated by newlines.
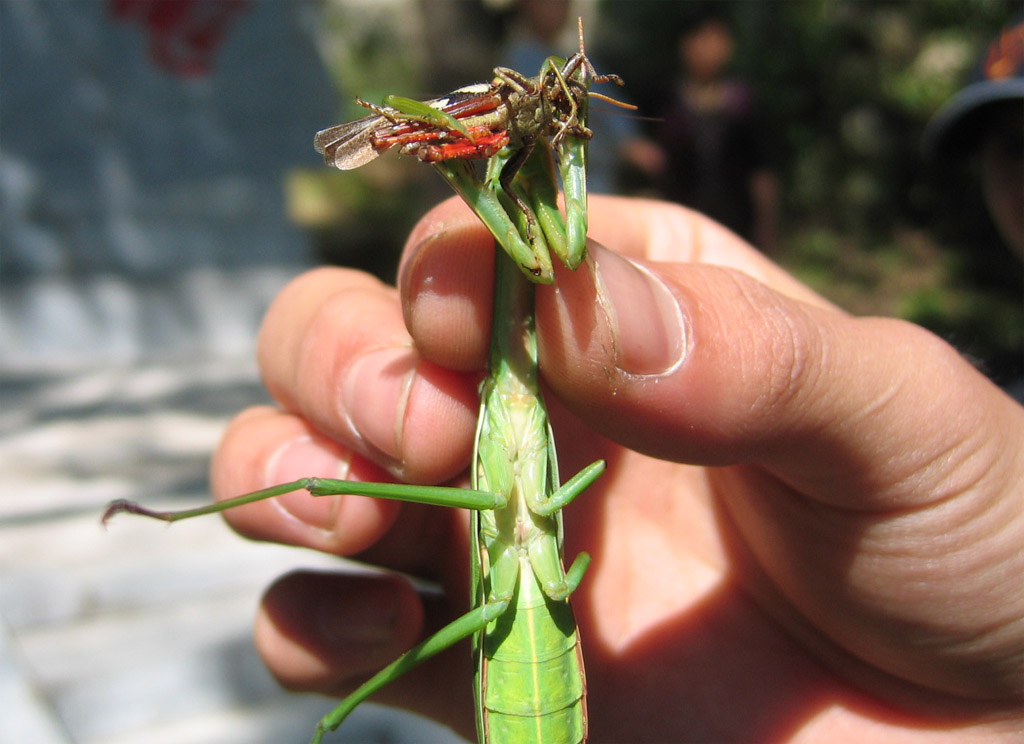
[310, 597, 511, 744]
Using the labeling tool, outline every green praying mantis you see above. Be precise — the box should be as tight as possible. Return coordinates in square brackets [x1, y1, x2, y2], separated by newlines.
[105, 18, 632, 744]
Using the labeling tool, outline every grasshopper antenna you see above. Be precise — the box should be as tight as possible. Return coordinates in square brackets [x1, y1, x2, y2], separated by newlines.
[589, 91, 637, 110]
[576, 16, 637, 111]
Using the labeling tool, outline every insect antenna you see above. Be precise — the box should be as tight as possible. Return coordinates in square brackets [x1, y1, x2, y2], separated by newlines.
[588, 91, 637, 110]
[569, 17, 636, 113]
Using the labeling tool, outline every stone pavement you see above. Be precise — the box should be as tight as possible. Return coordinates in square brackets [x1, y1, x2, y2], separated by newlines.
[0, 358, 465, 744]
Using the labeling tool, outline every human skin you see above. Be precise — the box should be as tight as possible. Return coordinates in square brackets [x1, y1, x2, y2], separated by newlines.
[979, 106, 1024, 260]
[211, 196, 1024, 742]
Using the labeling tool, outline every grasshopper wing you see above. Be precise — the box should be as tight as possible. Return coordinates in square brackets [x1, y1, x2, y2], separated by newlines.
[314, 115, 384, 170]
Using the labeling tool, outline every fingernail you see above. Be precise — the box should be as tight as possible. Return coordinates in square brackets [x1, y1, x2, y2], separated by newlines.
[592, 250, 686, 375]
[265, 436, 349, 529]
[396, 229, 437, 300]
[342, 347, 416, 460]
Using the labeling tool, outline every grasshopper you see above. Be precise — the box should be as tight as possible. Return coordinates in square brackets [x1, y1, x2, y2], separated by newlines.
[314, 19, 631, 279]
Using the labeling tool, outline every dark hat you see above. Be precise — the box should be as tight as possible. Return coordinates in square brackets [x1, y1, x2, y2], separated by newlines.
[923, 18, 1024, 157]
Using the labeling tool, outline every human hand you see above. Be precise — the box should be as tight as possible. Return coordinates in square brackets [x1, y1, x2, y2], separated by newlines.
[211, 195, 1024, 742]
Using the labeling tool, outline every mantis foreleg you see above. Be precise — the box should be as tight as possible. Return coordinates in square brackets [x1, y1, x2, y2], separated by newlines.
[433, 159, 554, 283]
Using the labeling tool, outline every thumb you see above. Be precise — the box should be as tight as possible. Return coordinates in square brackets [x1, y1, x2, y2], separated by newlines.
[536, 242, 1023, 511]
[537, 242, 1024, 702]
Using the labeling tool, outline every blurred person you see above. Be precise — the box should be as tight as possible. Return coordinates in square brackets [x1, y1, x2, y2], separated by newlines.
[924, 15, 1024, 399]
[635, 7, 779, 252]
[924, 16, 1024, 260]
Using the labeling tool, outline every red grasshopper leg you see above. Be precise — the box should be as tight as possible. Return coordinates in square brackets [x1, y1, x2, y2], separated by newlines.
[411, 131, 509, 162]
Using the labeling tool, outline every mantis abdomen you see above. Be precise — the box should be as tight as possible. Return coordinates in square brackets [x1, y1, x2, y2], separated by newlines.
[478, 556, 587, 744]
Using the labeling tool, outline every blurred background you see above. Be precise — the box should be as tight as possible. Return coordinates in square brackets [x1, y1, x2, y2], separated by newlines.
[1, 1, 1020, 743]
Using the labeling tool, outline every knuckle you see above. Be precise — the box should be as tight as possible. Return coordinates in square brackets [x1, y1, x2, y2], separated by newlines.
[729, 272, 821, 422]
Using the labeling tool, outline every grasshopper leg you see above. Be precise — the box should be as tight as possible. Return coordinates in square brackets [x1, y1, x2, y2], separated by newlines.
[497, 140, 540, 243]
